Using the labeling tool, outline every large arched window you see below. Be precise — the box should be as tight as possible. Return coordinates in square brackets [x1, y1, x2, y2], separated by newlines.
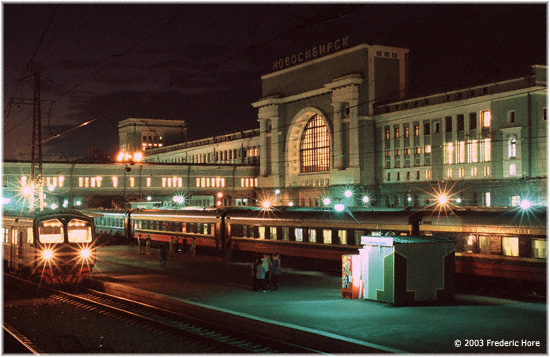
[300, 114, 330, 172]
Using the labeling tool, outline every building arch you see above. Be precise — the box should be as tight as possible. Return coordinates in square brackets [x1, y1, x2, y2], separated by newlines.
[285, 107, 332, 187]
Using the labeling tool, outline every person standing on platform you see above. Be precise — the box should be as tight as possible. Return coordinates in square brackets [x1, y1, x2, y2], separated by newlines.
[270, 253, 281, 290]
[191, 238, 196, 257]
[251, 257, 259, 291]
[146, 235, 152, 255]
[137, 235, 143, 255]
[169, 237, 175, 254]
[159, 244, 167, 268]
[261, 254, 271, 288]
[256, 258, 267, 292]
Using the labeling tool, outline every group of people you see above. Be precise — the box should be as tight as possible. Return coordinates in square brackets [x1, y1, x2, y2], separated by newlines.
[251, 253, 281, 292]
[137, 235, 197, 269]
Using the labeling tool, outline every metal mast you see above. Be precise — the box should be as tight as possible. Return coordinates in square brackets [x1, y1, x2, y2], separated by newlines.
[30, 71, 43, 211]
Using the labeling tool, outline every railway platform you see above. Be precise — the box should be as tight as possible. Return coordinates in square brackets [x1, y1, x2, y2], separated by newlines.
[88, 245, 547, 354]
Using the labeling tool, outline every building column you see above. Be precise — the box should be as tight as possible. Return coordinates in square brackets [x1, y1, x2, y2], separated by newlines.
[259, 118, 268, 177]
[271, 115, 280, 186]
[349, 99, 360, 168]
[332, 102, 344, 170]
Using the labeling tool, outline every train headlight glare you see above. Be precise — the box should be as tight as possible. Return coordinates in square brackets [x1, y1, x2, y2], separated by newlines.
[334, 203, 345, 212]
[43, 250, 53, 260]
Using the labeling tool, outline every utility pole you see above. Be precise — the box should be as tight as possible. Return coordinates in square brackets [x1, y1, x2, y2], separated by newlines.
[30, 71, 43, 211]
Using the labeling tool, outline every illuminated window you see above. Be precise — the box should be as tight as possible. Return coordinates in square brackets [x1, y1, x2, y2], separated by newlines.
[338, 230, 347, 245]
[146, 177, 151, 187]
[425, 145, 431, 154]
[511, 195, 520, 206]
[38, 219, 64, 243]
[471, 167, 477, 177]
[459, 168, 465, 177]
[484, 166, 490, 176]
[482, 110, 491, 127]
[270, 227, 277, 240]
[394, 127, 400, 139]
[300, 114, 330, 173]
[404, 126, 410, 138]
[385, 129, 390, 140]
[414, 125, 420, 136]
[532, 239, 547, 259]
[295, 228, 303, 242]
[482, 138, 491, 162]
[502, 237, 519, 257]
[509, 164, 517, 176]
[485, 192, 491, 207]
[426, 170, 431, 180]
[447, 168, 453, 178]
[308, 229, 317, 243]
[323, 229, 332, 244]
[129, 177, 135, 188]
[446, 142, 454, 164]
[469, 140, 478, 163]
[112, 176, 118, 187]
[458, 141, 465, 163]
[508, 137, 517, 158]
[258, 227, 265, 239]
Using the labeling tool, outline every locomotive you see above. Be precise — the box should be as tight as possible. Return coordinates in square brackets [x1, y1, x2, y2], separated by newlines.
[89, 206, 547, 292]
[3, 209, 97, 284]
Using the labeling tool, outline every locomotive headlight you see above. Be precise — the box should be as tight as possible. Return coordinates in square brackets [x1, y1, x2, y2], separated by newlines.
[80, 248, 91, 259]
[42, 249, 53, 260]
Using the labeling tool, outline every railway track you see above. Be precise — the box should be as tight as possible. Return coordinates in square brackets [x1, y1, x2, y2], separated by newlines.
[4, 274, 340, 353]
[55, 285, 320, 353]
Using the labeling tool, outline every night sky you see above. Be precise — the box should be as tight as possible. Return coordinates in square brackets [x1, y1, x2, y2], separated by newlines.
[2, 3, 547, 161]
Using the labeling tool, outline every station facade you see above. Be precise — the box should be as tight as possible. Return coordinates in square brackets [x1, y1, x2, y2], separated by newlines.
[2, 42, 547, 210]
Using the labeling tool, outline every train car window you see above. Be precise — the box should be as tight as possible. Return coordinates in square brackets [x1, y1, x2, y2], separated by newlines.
[338, 230, 348, 245]
[270, 227, 277, 240]
[2, 227, 8, 243]
[532, 239, 547, 259]
[283, 227, 289, 241]
[308, 229, 316, 243]
[27, 227, 33, 243]
[502, 237, 519, 257]
[295, 228, 303, 242]
[259, 227, 266, 239]
[323, 229, 332, 244]
[464, 235, 475, 253]
[231, 224, 244, 238]
[354, 231, 364, 245]
[277, 227, 283, 241]
[38, 219, 64, 243]
[478, 236, 490, 255]
[68, 219, 93, 243]
[252, 226, 259, 239]
[11, 229, 18, 244]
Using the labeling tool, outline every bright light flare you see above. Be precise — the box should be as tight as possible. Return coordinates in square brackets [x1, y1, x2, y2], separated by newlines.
[520, 199, 532, 210]
[80, 249, 91, 259]
[334, 203, 345, 212]
[362, 196, 369, 204]
[438, 195, 448, 205]
[323, 198, 331, 206]
[262, 200, 272, 209]
[344, 190, 353, 198]
[42, 249, 53, 260]
[421, 182, 464, 218]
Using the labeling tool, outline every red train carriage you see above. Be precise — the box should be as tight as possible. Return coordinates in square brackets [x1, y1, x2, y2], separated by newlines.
[223, 208, 416, 261]
[128, 209, 225, 254]
[418, 208, 547, 290]
[3, 209, 97, 284]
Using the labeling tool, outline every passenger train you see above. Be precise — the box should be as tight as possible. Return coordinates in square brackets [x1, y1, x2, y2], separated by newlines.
[3, 209, 97, 284]
[88, 206, 547, 292]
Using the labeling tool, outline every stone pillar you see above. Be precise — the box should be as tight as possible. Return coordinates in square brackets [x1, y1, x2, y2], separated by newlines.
[332, 102, 344, 170]
[259, 118, 268, 177]
[349, 99, 360, 168]
[271, 115, 280, 186]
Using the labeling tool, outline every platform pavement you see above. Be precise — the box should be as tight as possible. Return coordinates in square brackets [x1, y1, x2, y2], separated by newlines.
[89, 245, 547, 354]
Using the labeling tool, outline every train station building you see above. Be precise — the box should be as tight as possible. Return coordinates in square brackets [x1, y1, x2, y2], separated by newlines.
[2, 42, 547, 210]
